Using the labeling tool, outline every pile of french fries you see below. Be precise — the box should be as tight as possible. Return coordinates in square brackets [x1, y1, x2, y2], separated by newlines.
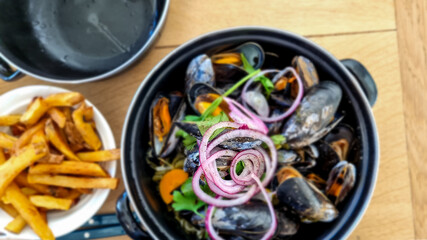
[0, 92, 120, 240]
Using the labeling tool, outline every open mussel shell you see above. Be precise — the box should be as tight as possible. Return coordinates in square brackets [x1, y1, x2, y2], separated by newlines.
[212, 201, 298, 239]
[213, 63, 247, 84]
[185, 54, 215, 93]
[326, 161, 356, 205]
[243, 90, 270, 118]
[149, 92, 186, 158]
[276, 167, 338, 223]
[292, 55, 319, 90]
[266, 109, 285, 134]
[281, 81, 343, 148]
[183, 146, 200, 175]
[311, 141, 341, 179]
[324, 124, 355, 161]
[187, 83, 229, 115]
[212, 42, 265, 69]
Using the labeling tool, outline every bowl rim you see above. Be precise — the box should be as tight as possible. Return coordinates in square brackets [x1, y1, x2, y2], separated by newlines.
[0, 85, 117, 239]
[0, 0, 170, 84]
[121, 26, 380, 240]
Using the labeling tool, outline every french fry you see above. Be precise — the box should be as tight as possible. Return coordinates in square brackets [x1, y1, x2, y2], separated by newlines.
[29, 195, 73, 210]
[0, 144, 47, 197]
[4, 183, 54, 240]
[5, 215, 26, 234]
[62, 107, 72, 121]
[15, 172, 70, 198]
[10, 123, 26, 136]
[48, 107, 66, 128]
[82, 106, 94, 121]
[0, 115, 21, 126]
[45, 119, 80, 161]
[77, 149, 120, 162]
[0, 201, 19, 217]
[72, 103, 101, 150]
[77, 188, 92, 194]
[40, 209, 47, 222]
[28, 174, 119, 189]
[20, 97, 50, 126]
[29, 161, 108, 177]
[44, 92, 84, 107]
[14, 119, 47, 151]
[0, 148, 6, 164]
[21, 187, 38, 196]
[64, 189, 82, 200]
[38, 153, 64, 164]
[0, 132, 17, 150]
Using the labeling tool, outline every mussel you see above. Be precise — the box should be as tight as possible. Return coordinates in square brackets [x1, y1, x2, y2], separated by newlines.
[211, 201, 299, 239]
[185, 54, 215, 92]
[243, 90, 270, 118]
[324, 124, 355, 161]
[292, 55, 319, 90]
[276, 166, 338, 223]
[149, 92, 186, 158]
[183, 147, 200, 175]
[281, 81, 343, 148]
[311, 141, 341, 179]
[212, 42, 265, 70]
[187, 83, 229, 116]
[326, 161, 356, 205]
[212, 42, 265, 85]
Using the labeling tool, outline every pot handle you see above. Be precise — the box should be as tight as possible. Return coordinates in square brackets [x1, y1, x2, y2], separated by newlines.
[340, 59, 377, 107]
[116, 191, 151, 239]
[0, 57, 22, 81]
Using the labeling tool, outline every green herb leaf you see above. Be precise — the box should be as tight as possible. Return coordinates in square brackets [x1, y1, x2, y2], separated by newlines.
[200, 96, 224, 120]
[176, 129, 197, 150]
[241, 53, 255, 73]
[241, 53, 275, 97]
[197, 112, 229, 135]
[235, 161, 245, 175]
[172, 178, 207, 217]
[184, 115, 202, 121]
[271, 134, 286, 145]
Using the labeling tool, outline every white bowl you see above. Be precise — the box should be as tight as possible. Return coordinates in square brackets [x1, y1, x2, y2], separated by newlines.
[0, 85, 117, 239]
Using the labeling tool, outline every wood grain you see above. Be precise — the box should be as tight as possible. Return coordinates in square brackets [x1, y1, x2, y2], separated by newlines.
[395, 0, 427, 238]
[157, 0, 396, 47]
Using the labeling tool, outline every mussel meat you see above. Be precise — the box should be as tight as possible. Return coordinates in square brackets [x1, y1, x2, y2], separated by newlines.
[187, 83, 229, 116]
[150, 92, 186, 158]
[326, 161, 356, 205]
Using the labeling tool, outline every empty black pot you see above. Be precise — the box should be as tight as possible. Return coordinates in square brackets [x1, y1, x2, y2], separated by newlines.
[118, 27, 379, 240]
[0, 0, 169, 83]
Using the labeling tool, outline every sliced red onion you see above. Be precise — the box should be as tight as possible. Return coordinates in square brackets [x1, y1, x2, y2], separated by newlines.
[206, 201, 223, 240]
[241, 67, 304, 123]
[225, 98, 269, 134]
[251, 173, 277, 240]
[191, 121, 277, 207]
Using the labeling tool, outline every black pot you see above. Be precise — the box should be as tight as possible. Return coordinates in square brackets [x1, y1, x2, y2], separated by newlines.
[118, 27, 379, 240]
[0, 0, 169, 83]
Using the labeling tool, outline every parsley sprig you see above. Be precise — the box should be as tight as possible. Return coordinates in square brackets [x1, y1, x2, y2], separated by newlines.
[241, 53, 275, 97]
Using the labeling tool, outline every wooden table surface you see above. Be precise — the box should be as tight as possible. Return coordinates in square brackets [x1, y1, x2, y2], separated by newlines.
[0, 0, 423, 239]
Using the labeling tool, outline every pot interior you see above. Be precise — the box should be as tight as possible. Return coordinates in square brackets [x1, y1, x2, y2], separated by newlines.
[123, 28, 377, 240]
[0, 0, 162, 80]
